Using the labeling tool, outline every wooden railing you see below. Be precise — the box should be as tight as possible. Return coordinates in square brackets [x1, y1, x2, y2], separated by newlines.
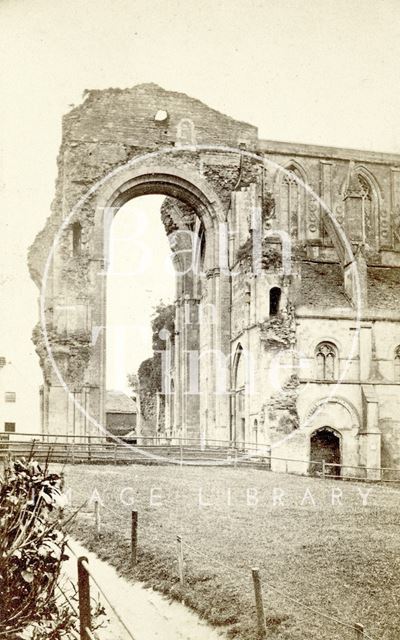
[1, 432, 400, 483]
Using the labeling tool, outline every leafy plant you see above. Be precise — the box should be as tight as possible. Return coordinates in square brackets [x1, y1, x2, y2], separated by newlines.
[0, 454, 105, 639]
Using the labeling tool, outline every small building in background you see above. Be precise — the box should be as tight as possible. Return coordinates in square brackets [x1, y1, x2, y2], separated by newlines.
[0, 356, 28, 440]
[105, 390, 138, 442]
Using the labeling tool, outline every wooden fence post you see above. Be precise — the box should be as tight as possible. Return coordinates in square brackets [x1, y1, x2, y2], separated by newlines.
[252, 568, 267, 639]
[354, 623, 364, 638]
[77, 557, 91, 640]
[322, 459, 326, 479]
[176, 535, 184, 586]
[234, 448, 238, 469]
[94, 500, 101, 536]
[131, 510, 138, 566]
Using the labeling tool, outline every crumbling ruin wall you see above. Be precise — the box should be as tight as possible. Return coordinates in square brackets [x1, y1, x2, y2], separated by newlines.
[29, 83, 400, 474]
[28, 84, 262, 439]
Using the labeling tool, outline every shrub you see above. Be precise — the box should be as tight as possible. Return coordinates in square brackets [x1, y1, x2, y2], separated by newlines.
[0, 456, 84, 639]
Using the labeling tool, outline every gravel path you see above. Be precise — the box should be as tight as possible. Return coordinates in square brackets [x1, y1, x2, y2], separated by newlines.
[65, 539, 225, 640]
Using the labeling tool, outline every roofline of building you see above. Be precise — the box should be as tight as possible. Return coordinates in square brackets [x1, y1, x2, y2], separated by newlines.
[257, 138, 400, 166]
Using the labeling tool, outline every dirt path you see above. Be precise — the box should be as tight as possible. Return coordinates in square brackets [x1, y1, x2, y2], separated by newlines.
[65, 539, 226, 640]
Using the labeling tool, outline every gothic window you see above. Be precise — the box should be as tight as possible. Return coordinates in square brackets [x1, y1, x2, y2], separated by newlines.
[358, 175, 375, 246]
[280, 166, 306, 239]
[345, 170, 378, 247]
[395, 346, 400, 382]
[315, 342, 337, 380]
[269, 287, 281, 316]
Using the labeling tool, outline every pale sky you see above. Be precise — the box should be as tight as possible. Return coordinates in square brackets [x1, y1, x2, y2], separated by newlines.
[1, 0, 400, 426]
[106, 196, 175, 393]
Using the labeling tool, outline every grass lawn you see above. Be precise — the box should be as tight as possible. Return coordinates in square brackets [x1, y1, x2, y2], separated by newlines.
[60, 463, 400, 639]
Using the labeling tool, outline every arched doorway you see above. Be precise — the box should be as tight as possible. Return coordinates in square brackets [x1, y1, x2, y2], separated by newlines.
[310, 427, 341, 477]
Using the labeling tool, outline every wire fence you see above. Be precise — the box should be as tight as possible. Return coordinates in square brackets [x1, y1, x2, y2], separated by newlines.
[63, 498, 378, 640]
[58, 540, 137, 640]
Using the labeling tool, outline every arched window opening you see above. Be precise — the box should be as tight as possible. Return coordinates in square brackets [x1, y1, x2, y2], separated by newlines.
[269, 287, 281, 316]
[395, 346, 400, 382]
[344, 169, 378, 247]
[358, 174, 375, 245]
[234, 345, 245, 390]
[72, 221, 82, 256]
[280, 165, 306, 239]
[198, 224, 206, 271]
[315, 342, 337, 380]
[233, 345, 246, 448]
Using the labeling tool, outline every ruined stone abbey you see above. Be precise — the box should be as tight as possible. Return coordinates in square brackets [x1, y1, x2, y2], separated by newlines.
[28, 84, 400, 477]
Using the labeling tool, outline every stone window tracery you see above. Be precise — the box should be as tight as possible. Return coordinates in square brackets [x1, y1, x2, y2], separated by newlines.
[280, 167, 305, 239]
[315, 342, 337, 380]
[358, 175, 374, 245]
[344, 169, 378, 247]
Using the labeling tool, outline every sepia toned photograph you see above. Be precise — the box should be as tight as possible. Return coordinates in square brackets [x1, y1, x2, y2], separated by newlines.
[1, 1, 399, 638]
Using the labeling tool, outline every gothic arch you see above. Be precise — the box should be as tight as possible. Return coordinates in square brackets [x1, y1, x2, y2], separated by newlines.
[350, 165, 382, 204]
[274, 159, 308, 240]
[88, 163, 229, 434]
[341, 164, 381, 248]
[314, 341, 339, 380]
[92, 163, 226, 292]
[233, 343, 245, 390]
[309, 336, 342, 358]
[274, 158, 308, 185]
[94, 163, 225, 230]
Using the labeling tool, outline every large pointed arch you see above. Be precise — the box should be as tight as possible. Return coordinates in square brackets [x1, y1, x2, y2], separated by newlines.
[87, 162, 229, 436]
